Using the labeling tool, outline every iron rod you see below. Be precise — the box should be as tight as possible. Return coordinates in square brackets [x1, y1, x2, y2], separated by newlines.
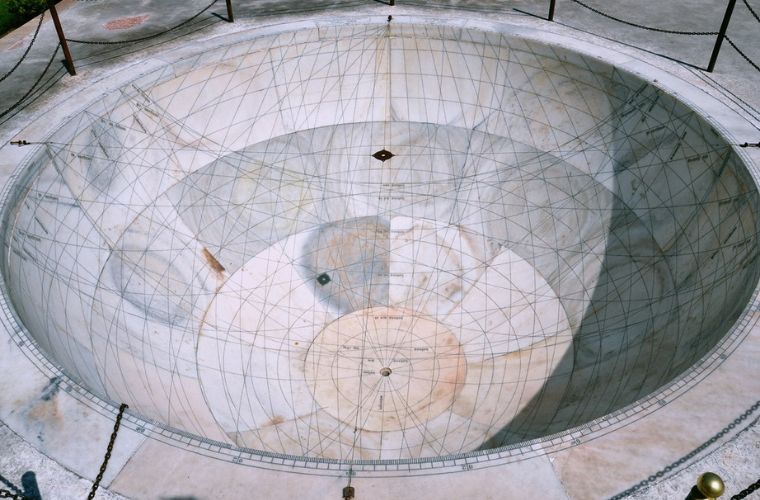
[226, 0, 234, 22]
[548, 0, 556, 20]
[47, 1, 75, 76]
[707, 0, 737, 72]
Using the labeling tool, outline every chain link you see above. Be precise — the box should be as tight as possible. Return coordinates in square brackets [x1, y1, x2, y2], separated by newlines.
[725, 36, 760, 73]
[0, 43, 61, 123]
[609, 400, 760, 499]
[0, 12, 45, 84]
[66, 0, 217, 45]
[87, 403, 128, 500]
[743, 0, 760, 23]
[732, 478, 760, 499]
[0, 489, 31, 500]
[569, 0, 719, 35]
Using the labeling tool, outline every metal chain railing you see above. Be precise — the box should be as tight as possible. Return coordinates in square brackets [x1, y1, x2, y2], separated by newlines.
[0, 404, 127, 500]
[568, 0, 719, 35]
[731, 478, 760, 499]
[66, 0, 218, 45]
[743, 0, 760, 23]
[727, 0, 760, 73]
[0, 490, 32, 500]
[87, 403, 128, 500]
[609, 400, 760, 499]
[725, 36, 760, 72]
[564, 0, 759, 73]
[0, 12, 45, 84]
[0, 44, 60, 122]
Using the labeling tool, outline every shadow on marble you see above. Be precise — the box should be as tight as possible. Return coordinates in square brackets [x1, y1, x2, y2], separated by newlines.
[0, 471, 43, 500]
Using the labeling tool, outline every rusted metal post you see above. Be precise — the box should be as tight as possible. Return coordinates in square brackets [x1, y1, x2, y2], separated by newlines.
[47, 1, 75, 75]
[548, 0, 556, 20]
[226, 0, 234, 22]
[707, 0, 737, 72]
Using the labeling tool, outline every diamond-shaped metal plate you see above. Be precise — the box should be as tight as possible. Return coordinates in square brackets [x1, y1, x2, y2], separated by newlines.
[317, 273, 331, 285]
[372, 149, 394, 162]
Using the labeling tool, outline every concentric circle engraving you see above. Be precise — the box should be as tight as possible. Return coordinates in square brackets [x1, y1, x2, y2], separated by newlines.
[305, 307, 466, 432]
[1, 21, 757, 472]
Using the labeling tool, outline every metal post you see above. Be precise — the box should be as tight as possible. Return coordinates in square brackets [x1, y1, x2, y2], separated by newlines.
[226, 0, 234, 22]
[548, 0, 556, 21]
[390, 0, 395, 5]
[684, 472, 725, 499]
[47, 1, 75, 76]
[707, 0, 737, 72]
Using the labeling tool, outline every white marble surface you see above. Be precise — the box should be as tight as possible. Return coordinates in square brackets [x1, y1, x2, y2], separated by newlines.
[0, 11, 758, 500]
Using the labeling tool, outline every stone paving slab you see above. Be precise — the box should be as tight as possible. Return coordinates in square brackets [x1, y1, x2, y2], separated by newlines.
[0, 0, 758, 134]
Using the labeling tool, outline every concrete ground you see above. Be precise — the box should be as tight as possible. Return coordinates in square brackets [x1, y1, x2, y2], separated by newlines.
[0, 1, 758, 499]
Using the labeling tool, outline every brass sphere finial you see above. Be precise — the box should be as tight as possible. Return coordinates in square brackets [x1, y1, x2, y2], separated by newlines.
[696, 472, 725, 498]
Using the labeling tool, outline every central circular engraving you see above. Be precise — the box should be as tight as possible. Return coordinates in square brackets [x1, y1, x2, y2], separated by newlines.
[305, 307, 467, 432]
